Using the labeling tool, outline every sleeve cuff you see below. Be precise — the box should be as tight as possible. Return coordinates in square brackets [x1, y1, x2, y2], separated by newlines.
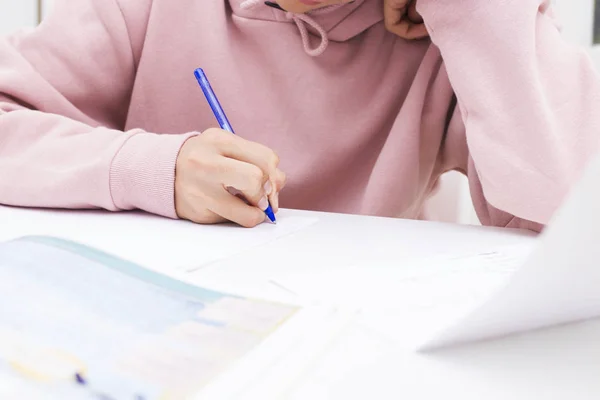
[109, 131, 199, 219]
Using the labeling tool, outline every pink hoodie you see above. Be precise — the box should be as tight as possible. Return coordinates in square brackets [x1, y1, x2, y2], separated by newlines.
[0, 0, 599, 231]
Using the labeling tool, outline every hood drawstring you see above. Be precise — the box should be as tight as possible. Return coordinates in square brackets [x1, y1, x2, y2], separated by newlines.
[240, 0, 330, 57]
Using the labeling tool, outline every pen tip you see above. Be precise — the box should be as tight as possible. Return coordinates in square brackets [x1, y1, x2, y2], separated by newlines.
[75, 372, 86, 385]
[265, 205, 277, 224]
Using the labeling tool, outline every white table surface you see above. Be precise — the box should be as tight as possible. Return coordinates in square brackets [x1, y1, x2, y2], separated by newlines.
[1, 205, 599, 399]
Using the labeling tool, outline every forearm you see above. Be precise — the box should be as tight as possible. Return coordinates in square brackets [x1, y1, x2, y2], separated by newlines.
[420, 0, 600, 224]
[0, 105, 193, 217]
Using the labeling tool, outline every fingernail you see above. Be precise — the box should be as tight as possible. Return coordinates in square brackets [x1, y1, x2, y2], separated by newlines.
[264, 181, 272, 195]
[258, 196, 269, 211]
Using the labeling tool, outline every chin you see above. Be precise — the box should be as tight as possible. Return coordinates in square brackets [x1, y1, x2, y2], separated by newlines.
[275, 0, 322, 13]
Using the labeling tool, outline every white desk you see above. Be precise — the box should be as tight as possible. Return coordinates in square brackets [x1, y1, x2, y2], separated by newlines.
[1, 206, 598, 399]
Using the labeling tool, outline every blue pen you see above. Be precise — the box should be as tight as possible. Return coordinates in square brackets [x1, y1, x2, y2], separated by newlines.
[194, 68, 277, 224]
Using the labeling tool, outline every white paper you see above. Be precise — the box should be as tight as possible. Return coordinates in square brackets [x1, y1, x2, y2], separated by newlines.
[0, 207, 318, 274]
[273, 247, 532, 311]
[196, 306, 354, 400]
[272, 246, 533, 347]
[420, 152, 600, 350]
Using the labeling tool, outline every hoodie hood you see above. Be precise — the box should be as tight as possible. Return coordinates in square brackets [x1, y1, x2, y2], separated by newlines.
[231, 0, 384, 55]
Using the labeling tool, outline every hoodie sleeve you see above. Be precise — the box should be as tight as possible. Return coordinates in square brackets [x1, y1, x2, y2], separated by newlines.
[418, 0, 600, 231]
[0, 0, 195, 218]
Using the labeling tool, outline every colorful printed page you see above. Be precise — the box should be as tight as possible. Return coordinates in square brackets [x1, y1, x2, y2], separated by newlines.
[0, 236, 303, 399]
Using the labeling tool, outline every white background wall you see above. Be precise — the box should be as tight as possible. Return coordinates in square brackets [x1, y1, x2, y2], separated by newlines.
[41, 0, 53, 19]
[555, 0, 600, 69]
[1, 0, 598, 225]
[0, 0, 37, 36]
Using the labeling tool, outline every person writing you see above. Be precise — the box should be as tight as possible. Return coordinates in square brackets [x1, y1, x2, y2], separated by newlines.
[0, 0, 598, 230]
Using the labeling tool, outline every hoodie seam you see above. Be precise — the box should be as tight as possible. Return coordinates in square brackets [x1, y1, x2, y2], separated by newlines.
[114, 0, 138, 70]
[232, 13, 290, 24]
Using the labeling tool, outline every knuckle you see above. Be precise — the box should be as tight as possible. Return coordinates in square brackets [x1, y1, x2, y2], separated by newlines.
[248, 166, 266, 188]
[203, 128, 231, 145]
[279, 171, 287, 187]
[268, 151, 280, 169]
[272, 169, 286, 190]
[203, 128, 220, 140]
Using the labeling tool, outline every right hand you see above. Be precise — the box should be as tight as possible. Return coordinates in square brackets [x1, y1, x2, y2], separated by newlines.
[175, 128, 286, 228]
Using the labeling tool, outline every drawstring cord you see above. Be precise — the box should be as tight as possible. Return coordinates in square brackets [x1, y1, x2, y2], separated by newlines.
[240, 0, 330, 57]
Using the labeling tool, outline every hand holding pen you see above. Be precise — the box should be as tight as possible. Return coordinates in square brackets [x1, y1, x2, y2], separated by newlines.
[172, 72, 285, 228]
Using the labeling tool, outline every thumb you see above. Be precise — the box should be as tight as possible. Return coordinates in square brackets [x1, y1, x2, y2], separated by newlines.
[407, 1, 423, 23]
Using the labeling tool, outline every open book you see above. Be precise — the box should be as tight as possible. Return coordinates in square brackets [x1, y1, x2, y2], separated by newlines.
[0, 236, 347, 399]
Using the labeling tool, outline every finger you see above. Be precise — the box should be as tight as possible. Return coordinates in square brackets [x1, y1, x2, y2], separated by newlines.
[193, 210, 227, 225]
[216, 158, 269, 209]
[384, 1, 408, 34]
[388, 20, 429, 40]
[262, 180, 276, 212]
[183, 204, 227, 225]
[204, 128, 280, 176]
[274, 169, 287, 192]
[227, 187, 251, 205]
[269, 169, 286, 212]
[229, 184, 271, 212]
[209, 189, 266, 228]
[407, 1, 423, 23]
[384, 1, 428, 40]
[267, 182, 278, 213]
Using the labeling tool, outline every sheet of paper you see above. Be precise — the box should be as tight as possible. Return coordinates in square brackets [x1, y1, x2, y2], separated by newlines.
[273, 247, 531, 309]
[0, 207, 317, 274]
[258, 215, 536, 276]
[419, 152, 600, 350]
[272, 245, 534, 347]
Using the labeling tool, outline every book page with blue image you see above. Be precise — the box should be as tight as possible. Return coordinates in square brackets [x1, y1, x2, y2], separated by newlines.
[0, 236, 299, 399]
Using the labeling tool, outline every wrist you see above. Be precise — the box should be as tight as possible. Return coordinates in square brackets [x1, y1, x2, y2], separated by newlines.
[109, 131, 199, 218]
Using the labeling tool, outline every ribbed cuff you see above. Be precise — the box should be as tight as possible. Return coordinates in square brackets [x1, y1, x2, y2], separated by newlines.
[109, 131, 199, 219]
